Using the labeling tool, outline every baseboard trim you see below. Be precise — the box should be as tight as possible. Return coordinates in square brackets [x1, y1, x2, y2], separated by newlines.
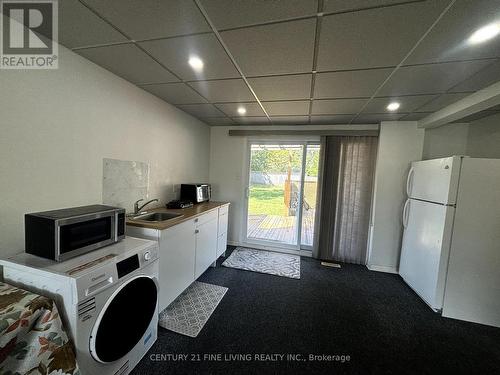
[366, 264, 399, 274]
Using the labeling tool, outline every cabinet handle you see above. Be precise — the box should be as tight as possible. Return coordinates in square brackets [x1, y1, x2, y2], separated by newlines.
[195, 229, 199, 234]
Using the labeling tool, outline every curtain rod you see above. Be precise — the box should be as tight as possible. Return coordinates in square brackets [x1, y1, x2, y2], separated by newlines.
[228, 130, 379, 137]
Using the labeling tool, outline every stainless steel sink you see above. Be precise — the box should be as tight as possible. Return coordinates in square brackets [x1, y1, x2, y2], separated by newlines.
[133, 212, 183, 222]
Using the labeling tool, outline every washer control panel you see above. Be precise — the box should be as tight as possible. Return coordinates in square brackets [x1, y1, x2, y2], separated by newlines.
[116, 255, 140, 278]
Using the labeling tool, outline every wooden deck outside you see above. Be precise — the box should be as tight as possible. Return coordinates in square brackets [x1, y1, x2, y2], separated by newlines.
[247, 210, 315, 246]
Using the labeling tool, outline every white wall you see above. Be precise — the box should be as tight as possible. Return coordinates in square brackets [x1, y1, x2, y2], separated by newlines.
[367, 122, 424, 273]
[466, 112, 500, 158]
[209, 127, 247, 244]
[421, 112, 500, 160]
[422, 123, 469, 160]
[209, 125, 379, 246]
[0, 45, 210, 257]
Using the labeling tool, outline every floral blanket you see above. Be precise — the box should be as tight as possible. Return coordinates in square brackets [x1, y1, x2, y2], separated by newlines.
[0, 282, 80, 375]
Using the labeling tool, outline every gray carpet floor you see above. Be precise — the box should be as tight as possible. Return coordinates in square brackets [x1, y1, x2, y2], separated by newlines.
[131, 247, 500, 375]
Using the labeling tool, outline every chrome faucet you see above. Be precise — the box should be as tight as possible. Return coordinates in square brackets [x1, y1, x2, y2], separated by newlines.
[134, 198, 159, 214]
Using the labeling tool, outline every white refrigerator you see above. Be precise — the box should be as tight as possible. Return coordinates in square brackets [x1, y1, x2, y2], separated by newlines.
[399, 156, 500, 328]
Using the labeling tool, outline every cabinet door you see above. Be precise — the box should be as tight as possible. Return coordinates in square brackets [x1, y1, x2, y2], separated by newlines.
[217, 232, 227, 258]
[159, 220, 196, 311]
[195, 217, 218, 279]
[217, 208, 228, 237]
[217, 205, 229, 258]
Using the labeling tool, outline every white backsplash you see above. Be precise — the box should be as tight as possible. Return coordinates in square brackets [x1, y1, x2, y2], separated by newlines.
[102, 158, 150, 213]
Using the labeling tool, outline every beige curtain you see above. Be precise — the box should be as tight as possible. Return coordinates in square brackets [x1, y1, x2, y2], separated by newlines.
[314, 136, 378, 264]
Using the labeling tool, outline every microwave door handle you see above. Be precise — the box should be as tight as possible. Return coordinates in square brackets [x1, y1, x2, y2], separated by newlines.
[111, 213, 116, 241]
[56, 225, 61, 261]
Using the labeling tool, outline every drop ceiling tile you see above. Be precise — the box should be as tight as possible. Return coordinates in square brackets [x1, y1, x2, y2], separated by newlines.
[323, 0, 417, 13]
[58, 0, 127, 48]
[405, 0, 500, 65]
[449, 60, 500, 93]
[314, 68, 391, 99]
[200, 0, 317, 30]
[312, 98, 367, 115]
[77, 44, 179, 84]
[351, 113, 407, 124]
[177, 104, 225, 118]
[232, 117, 271, 125]
[141, 83, 207, 104]
[363, 95, 437, 113]
[188, 79, 254, 102]
[262, 101, 310, 116]
[215, 102, 265, 117]
[416, 93, 470, 112]
[400, 112, 433, 121]
[271, 116, 310, 124]
[317, 1, 448, 71]
[378, 60, 492, 96]
[310, 115, 355, 124]
[139, 34, 239, 81]
[220, 19, 316, 76]
[203, 117, 236, 126]
[248, 74, 312, 101]
[83, 0, 210, 40]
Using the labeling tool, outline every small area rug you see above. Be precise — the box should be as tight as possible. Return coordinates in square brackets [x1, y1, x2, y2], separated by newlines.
[222, 247, 300, 279]
[159, 281, 228, 337]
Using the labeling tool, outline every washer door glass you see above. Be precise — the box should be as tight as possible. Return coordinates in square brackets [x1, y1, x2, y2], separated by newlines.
[92, 276, 157, 363]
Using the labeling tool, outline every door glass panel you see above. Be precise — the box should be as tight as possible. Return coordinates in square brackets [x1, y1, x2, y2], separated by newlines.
[60, 217, 112, 253]
[301, 145, 320, 247]
[247, 144, 303, 245]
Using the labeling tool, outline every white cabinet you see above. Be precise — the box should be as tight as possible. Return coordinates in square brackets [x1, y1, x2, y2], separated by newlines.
[159, 220, 196, 311]
[126, 222, 197, 312]
[126, 204, 230, 312]
[217, 205, 229, 258]
[194, 215, 218, 279]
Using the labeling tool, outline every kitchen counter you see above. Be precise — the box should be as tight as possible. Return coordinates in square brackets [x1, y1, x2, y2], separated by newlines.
[126, 201, 230, 230]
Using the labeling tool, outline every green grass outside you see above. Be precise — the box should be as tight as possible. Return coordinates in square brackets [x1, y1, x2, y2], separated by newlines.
[248, 183, 318, 217]
[248, 185, 285, 216]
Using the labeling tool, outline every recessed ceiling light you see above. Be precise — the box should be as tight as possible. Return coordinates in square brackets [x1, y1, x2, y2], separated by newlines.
[387, 102, 400, 111]
[468, 23, 500, 44]
[188, 56, 204, 71]
[237, 107, 247, 115]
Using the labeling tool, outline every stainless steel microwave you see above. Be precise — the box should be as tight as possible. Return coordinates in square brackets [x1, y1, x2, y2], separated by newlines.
[180, 184, 211, 203]
[25, 205, 125, 262]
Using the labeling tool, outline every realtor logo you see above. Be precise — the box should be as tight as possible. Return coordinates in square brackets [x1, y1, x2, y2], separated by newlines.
[1, 0, 58, 69]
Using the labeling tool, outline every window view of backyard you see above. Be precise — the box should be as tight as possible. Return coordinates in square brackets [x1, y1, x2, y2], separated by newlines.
[247, 144, 320, 247]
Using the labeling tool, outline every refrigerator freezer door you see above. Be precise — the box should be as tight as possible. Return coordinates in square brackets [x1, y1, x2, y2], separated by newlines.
[407, 156, 462, 204]
[443, 158, 500, 328]
[399, 199, 455, 311]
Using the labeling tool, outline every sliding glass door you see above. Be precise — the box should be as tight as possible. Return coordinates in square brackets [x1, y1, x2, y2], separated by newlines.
[300, 144, 320, 248]
[245, 142, 320, 251]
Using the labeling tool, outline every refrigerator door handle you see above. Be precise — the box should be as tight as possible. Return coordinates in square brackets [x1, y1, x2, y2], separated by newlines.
[403, 199, 410, 228]
[406, 167, 415, 197]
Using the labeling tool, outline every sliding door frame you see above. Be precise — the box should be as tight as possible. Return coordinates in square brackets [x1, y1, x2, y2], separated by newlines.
[241, 139, 320, 254]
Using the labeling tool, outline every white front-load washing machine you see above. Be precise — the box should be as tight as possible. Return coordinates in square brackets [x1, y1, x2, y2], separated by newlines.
[1, 237, 159, 375]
